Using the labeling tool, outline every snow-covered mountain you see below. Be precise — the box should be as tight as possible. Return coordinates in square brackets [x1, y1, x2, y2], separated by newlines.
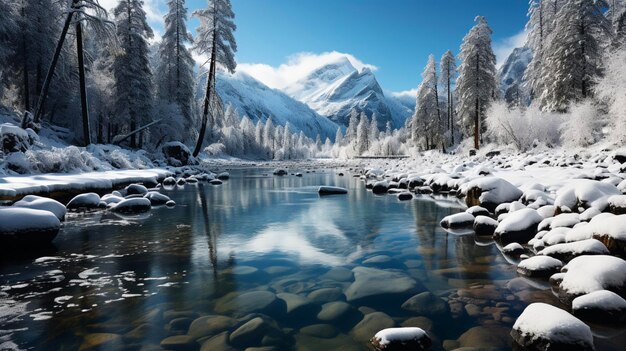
[499, 47, 532, 104]
[216, 71, 339, 140]
[283, 56, 410, 129]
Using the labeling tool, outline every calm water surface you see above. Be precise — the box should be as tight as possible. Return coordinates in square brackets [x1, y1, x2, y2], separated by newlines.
[1, 168, 624, 350]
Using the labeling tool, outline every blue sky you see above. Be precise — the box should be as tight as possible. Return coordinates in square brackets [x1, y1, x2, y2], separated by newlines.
[103, 0, 530, 93]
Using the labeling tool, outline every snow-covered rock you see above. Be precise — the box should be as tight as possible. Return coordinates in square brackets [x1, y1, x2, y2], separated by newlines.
[110, 198, 152, 214]
[517, 256, 563, 277]
[555, 255, 626, 303]
[0, 123, 30, 153]
[589, 214, 626, 256]
[440, 212, 475, 229]
[502, 242, 525, 256]
[144, 191, 171, 206]
[66, 193, 101, 211]
[371, 327, 431, 351]
[162, 177, 176, 186]
[464, 177, 522, 212]
[494, 208, 543, 244]
[511, 303, 593, 351]
[473, 215, 498, 236]
[539, 239, 609, 262]
[125, 183, 149, 196]
[608, 195, 626, 214]
[318, 186, 348, 195]
[273, 168, 288, 176]
[397, 192, 413, 201]
[372, 181, 389, 195]
[0, 207, 61, 246]
[550, 213, 580, 229]
[554, 179, 621, 213]
[572, 290, 626, 324]
[12, 195, 66, 221]
[466, 206, 490, 217]
[161, 141, 193, 167]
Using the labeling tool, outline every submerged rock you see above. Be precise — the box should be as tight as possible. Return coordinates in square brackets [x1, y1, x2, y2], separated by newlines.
[401, 291, 449, 317]
[214, 291, 285, 318]
[318, 186, 348, 195]
[344, 267, 420, 307]
[187, 315, 238, 340]
[351, 312, 395, 343]
[511, 303, 593, 351]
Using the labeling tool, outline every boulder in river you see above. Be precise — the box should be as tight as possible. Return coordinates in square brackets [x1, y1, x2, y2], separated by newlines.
[66, 193, 101, 211]
[464, 177, 522, 212]
[371, 327, 432, 351]
[572, 290, 626, 324]
[344, 267, 421, 307]
[511, 303, 594, 351]
[0, 207, 61, 247]
[13, 195, 66, 221]
[110, 198, 152, 214]
[493, 208, 543, 245]
[318, 186, 348, 195]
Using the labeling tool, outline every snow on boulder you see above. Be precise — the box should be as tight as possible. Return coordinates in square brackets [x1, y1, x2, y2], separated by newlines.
[371, 327, 432, 351]
[542, 227, 570, 246]
[0, 207, 61, 246]
[397, 192, 413, 201]
[209, 179, 223, 185]
[608, 195, 626, 214]
[473, 216, 498, 236]
[0, 123, 31, 153]
[539, 239, 609, 262]
[572, 290, 626, 324]
[217, 172, 230, 180]
[517, 256, 563, 277]
[13, 195, 66, 221]
[66, 193, 101, 211]
[162, 177, 176, 186]
[589, 214, 626, 257]
[502, 242, 525, 256]
[466, 206, 490, 217]
[144, 191, 171, 206]
[555, 255, 626, 303]
[110, 198, 152, 214]
[554, 179, 621, 213]
[511, 303, 593, 351]
[101, 193, 124, 205]
[125, 184, 149, 196]
[161, 141, 193, 167]
[440, 212, 475, 229]
[408, 176, 424, 189]
[464, 177, 523, 212]
[550, 213, 580, 229]
[494, 208, 543, 245]
[318, 186, 348, 195]
[536, 205, 556, 219]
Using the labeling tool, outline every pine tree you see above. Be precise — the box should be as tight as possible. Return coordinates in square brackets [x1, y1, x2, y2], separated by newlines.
[369, 112, 379, 143]
[346, 109, 359, 142]
[113, 0, 154, 149]
[283, 122, 291, 159]
[539, 0, 610, 111]
[440, 50, 457, 144]
[414, 54, 442, 150]
[263, 117, 274, 158]
[192, 0, 237, 156]
[525, 0, 560, 100]
[335, 127, 343, 146]
[356, 113, 369, 155]
[157, 0, 196, 131]
[456, 16, 497, 149]
[608, 0, 626, 45]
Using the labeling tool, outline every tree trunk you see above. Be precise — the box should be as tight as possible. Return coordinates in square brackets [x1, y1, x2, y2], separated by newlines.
[192, 31, 218, 157]
[32, 0, 77, 122]
[76, 15, 91, 146]
[474, 98, 479, 150]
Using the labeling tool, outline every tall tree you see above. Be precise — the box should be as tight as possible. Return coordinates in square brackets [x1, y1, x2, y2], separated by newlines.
[157, 0, 196, 129]
[113, 0, 154, 149]
[369, 112, 379, 143]
[0, 1, 17, 97]
[456, 16, 497, 149]
[525, 0, 560, 101]
[440, 50, 457, 144]
[413, 55, 442, 150]
[192, 0, 237, 157]
[608, 0, 626, 45]
[356, 113, 369, 155]
[539, 0, 610, 111]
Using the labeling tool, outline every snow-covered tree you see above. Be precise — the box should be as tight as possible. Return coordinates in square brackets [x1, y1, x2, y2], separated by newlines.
[356, 113, 369, 155]
[157, 0, 196, 133]
[413, 54, 442, 150]
[539, 0, 610, 111]
[560, 100, 602, 147]
[254, 119, 263, 146]
[346, 109, 359, 142]
[440, 50, 457, 144]
[596, 47, 626, 143]
[335, 127, 344, 146]
[283, 122, 291, 159]
[369, 112, 379, 143]
[456, 16, 497, 149]
[192, 0, 237, 156]
[263, 117, 274, 158]
[0, 2, 17, 96]
[113, 0, 154, 148]
[608, 0, 626, 46]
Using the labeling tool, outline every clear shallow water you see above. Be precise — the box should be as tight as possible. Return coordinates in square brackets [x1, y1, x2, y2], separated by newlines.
[1, 168, 624, 350]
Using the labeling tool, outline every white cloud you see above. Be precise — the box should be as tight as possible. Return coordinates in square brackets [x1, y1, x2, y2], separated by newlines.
[494, 30, 528, 68]
[236, 51, 378, 90]
[390, 89, 417, 99]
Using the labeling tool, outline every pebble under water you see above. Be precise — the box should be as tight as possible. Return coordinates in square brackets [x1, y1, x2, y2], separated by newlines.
[1, 168, 625, 350]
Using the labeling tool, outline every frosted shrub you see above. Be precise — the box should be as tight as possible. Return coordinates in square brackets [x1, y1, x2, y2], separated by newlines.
[25, 146, 99, 173]
[596, 48, 626, 144]
[560, 100, 602, 148]
[204, 143, 227, 157]
[486, 101, 561, 151]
